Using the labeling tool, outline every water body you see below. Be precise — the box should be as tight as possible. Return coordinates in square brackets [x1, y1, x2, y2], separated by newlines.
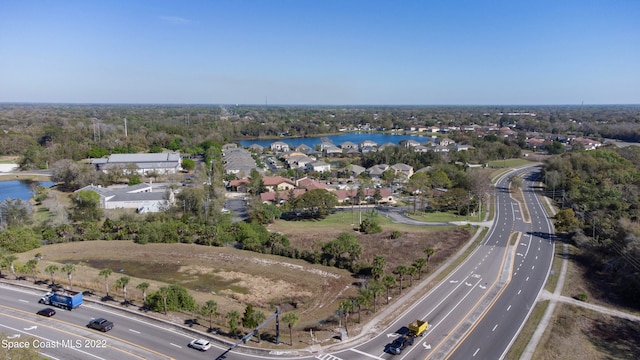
[0, 180, 54, 202]
[238, 132, 436, 148]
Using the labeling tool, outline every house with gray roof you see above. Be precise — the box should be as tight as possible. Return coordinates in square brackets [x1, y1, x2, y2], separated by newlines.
[223, 148, 258, 178]
[91, 153, 182, 175]
[76, 183, 174, 212]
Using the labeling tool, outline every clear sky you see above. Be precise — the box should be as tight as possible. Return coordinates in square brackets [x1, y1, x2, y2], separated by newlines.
[1, 0, 638, 105]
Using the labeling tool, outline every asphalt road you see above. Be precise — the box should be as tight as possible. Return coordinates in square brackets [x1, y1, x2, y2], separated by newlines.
[0, 285, 220, 360]
[446, 168, 555, 360]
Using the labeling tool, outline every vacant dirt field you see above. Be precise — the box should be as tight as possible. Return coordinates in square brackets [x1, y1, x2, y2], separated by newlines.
[13, 219, 471, 347]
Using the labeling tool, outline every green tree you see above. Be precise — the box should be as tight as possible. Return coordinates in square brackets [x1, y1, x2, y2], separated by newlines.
[201, 300, 219, 331]
[354, 290, 372, 323]
[382, 274, 396, 304]
[294, 189, 338, 217]
[248, 169, 266, 195]
[44, 264, 58, 285]
[69, 190, 103, 222]
[0, 227, 40, 253]
[424, 247, 435, 269]
[281, 312, 299, 346]
[115, 275, 131, 303]
[226, 310, 241, 335]
[136, 282, 150, 305]
[147, 284, 196, 314]
[99, 268, 112, 297]
[368, 280, 385, 313]
[555, 208, 581, 233]
[0, 198, 32, 228]
[242, 304, 256, 330]
[407, 265, 418, 287]
[24, 259, 39, 283]
[181, 158, 196, 171]
[252, 311, 267, 343]
[371, 255, 386, 280]
[61, 263, 75, 291]
[339, 299, 355, 335]
[394, 265, 410, 294]
[412, 258, 427, 279]
[3, 254, 17, 279]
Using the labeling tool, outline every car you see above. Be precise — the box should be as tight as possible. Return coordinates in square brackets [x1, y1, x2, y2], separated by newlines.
[388, 335, 414, 355]
[188, 338, 211, 351]
[36, 308, 56, 317]
[87, 318, 114, 332]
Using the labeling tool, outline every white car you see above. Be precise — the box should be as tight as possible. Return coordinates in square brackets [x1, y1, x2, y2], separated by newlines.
[189, 338, 211, 351]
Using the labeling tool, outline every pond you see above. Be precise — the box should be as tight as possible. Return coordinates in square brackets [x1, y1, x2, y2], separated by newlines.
[0, 180, 54, 202]
[238, 132, 436, 148]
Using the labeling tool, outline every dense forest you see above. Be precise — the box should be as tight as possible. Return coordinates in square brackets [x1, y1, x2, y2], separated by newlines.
[544, 147, 640, 308]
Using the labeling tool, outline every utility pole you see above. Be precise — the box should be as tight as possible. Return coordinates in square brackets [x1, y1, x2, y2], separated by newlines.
[124, 118, 128, 137]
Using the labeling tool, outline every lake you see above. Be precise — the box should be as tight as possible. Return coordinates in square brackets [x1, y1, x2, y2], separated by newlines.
[238, 132, 436, 148]
[0, 180, 54, 202]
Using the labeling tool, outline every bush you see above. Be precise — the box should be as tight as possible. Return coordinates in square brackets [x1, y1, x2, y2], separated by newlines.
[390, 230, 402, 239]
[575, 293, 588, 302]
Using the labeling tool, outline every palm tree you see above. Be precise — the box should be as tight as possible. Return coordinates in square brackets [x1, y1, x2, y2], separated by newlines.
[4, 254, 17, 279]
[413, 258, 427, 279]
[339, 299, 355, 335]
[368, 280, 384, 313]
[407, 265, 418, 287]
[252, 311, 266, 343]
[424, 247, 435, 269]
[382, 274, 396, 304]
[394, 265, 409, 294]
[371, 255, 386, 280]
[115, 276, 130, 303]
[226, 310, 240, 335]
[201, 300, 218, 331]
[25, 259, 39, 283]
[44, 264, 58, 285]
[281, 312, 299, 346]
[61, 263, 76, 291]
[158, 286, 169, 315]
[355, 290, 372, 323]
[98, 269, 112, 297]
[136, 282, 150, 305]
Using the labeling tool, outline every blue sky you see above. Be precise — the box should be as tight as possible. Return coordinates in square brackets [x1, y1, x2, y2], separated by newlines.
[1, 0, 638, 105]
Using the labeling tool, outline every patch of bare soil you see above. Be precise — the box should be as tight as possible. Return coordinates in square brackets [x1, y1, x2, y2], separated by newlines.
[534, 303, 640, 360]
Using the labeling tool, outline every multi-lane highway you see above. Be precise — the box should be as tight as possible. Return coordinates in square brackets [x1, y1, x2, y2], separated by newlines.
[1, 166, 555, 360]
[445, 168, 555, 359]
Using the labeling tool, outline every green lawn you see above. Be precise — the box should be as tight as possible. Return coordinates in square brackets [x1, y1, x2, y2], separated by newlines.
[271, 210, 453, 235]
[487, 158, 535, 168]
[407, 209, 488, 223]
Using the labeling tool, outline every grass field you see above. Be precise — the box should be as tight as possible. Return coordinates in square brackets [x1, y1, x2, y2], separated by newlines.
[531, 304, 640, 359]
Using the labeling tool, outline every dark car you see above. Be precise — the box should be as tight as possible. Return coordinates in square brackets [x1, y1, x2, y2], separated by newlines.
[36, 308, 56, 317]
[87, 318, 114, 332]
[388, 335, 414, 355]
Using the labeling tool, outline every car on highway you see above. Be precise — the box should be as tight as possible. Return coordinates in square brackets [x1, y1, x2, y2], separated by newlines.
[188, 338, 211, 351]
[87, 318, 114, 332]
[36, 308, 56, 317]
[388, 335, 414, 355]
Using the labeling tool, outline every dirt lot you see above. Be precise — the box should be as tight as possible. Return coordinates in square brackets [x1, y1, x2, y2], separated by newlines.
[13, 221, 471, 347]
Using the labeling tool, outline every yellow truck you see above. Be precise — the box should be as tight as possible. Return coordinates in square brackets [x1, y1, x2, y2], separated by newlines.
[408, 319, 429, 337]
